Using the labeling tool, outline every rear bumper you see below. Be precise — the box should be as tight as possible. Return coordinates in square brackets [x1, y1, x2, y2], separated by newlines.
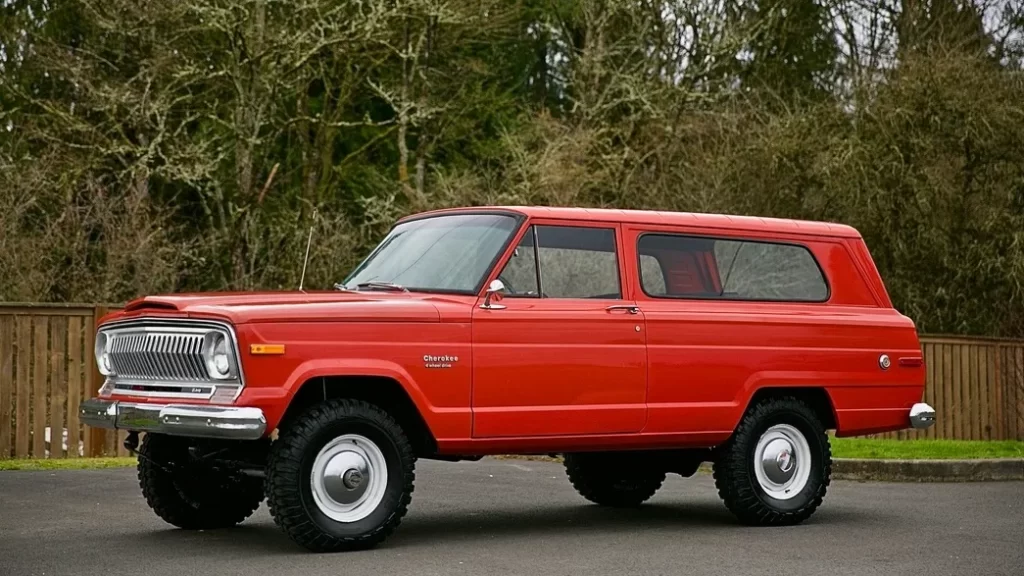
[909, 403, 936, 429]
[80, 398, 267, 440]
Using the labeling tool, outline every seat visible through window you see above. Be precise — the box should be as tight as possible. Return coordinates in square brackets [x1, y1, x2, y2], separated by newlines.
[639, 235, 721, 297]
[638, 233, 828, 302]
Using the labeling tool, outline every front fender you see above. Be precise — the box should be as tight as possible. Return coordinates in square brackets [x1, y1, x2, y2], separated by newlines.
[244, 358, 439, 435]
[233, 320, 473, 441]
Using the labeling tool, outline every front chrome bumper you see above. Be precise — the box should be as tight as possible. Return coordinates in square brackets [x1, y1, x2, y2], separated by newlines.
[80, 398, 267, 440]
[909, 402, 936, 429]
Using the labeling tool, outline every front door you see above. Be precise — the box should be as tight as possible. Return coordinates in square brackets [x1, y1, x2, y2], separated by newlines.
[471, 223, 647, 437]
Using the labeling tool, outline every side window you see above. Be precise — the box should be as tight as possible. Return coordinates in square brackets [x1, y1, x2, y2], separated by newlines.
[639, 254, 666, 295]
[637, 234, 828, 302]
[537, 226, 621, 298]
[497, 226, 622, 299]
[497, 229, 540, 297]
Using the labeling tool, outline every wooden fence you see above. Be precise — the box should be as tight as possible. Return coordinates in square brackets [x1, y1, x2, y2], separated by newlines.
[0, 303, 1022, 459]
[0, 303, 128, 459]
[874, 335, 1024, 441]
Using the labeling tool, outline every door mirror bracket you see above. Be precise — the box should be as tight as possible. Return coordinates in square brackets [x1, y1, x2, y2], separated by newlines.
[481, 279, 506, 310]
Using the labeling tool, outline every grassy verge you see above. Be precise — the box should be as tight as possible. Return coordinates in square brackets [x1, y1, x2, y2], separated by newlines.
[499, 440, 1024, 462]
[830, 438, 1024, 460]
[0, 457, 137, 471]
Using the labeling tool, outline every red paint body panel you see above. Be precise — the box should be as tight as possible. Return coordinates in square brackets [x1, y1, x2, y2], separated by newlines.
[99, 206, 926, 454]
[471, 297, 648, 437]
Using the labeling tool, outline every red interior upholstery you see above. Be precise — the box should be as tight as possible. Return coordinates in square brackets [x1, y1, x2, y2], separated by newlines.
[648, 248, 722, 296]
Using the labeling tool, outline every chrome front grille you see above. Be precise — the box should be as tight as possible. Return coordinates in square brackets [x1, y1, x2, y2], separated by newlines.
[109, 333, 210, 381]
[98, 320, 243, 401]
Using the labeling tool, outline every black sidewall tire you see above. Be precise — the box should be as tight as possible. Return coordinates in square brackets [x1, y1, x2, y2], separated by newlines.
[138, 434, 264, 530]
[713, 396, 831, 525]
[564, 453, 666, 507]
[743, 408, 826, 512]
[267, 398, 415, 552]
[298, 418, 405, 539]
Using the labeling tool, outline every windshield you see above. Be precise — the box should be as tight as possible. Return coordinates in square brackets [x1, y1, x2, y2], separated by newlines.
[343, 213, 521, 294]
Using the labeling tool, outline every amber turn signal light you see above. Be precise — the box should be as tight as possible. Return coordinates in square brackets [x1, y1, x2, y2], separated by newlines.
[250, 344, 286, 355]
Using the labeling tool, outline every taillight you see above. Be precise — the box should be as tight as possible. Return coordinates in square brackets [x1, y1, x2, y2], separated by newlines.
[898, 356, 923, 368]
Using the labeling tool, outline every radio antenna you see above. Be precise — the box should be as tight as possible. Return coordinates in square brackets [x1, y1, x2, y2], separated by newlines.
[298, 208, 318, 292]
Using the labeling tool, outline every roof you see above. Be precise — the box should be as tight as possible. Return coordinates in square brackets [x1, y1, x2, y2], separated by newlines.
[402, 206, 861, 239]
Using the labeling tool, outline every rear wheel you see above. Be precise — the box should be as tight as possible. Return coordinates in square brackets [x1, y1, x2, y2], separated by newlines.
[564, 452, 666, 507]
[713, 396, 831, 525]
[137, 434, 265, 530]
[266, 399, 415, 552]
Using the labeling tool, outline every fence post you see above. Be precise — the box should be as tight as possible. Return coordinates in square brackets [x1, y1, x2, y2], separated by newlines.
[994, 345, 1003, 440]
[0, 316, 13, 459]
[1011, 344, 1019, 438]
[84, 305, 108, 457]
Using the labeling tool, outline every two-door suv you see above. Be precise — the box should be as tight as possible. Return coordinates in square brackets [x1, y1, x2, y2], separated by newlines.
[81, 206, 935, 552]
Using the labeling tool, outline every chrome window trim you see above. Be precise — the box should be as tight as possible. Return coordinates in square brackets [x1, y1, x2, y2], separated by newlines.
[97, 318, 246, 402]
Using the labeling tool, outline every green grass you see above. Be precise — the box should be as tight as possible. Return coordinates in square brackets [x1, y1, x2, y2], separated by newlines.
[831, 438, 1024, 460]
[0, 457, 137, 471]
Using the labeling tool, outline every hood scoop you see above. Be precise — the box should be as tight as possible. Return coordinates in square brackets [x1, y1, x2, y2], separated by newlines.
[123, 297, 181, 312]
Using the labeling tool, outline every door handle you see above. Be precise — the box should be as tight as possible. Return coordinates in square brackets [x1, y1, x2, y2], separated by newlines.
[606, 305, 640, 315]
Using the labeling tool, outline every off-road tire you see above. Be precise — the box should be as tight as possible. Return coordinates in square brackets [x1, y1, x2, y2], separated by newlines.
[713, 396, 831, 526]
[564, 452, 666, 507]
[138, 433, 265, 530]
[266, 399, 416, 553]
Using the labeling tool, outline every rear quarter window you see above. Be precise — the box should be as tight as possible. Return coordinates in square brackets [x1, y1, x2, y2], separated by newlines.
[638, 234, 829, 302]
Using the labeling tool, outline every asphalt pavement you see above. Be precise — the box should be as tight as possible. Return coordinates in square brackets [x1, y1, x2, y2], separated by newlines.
[0, 458, 1021, 576]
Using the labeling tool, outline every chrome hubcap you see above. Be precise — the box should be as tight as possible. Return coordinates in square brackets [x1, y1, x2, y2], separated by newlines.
[342, 468, 364, 489]
[753, 424, 811, 500]
[311, 434, 387, 522]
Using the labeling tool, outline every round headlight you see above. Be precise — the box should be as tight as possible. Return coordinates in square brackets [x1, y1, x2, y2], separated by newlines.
[204, 332, 234, 379]
[94, 332, 113, 376]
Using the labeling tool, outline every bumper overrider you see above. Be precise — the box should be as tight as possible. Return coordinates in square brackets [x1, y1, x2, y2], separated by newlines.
[80, 398, 267, 440]
[909, 402, 936, 429]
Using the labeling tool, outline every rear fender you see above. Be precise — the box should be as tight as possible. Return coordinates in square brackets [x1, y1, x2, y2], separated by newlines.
[729, 375, 840, 431]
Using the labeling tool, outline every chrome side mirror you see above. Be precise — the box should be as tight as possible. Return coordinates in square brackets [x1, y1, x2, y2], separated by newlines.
[480, 279, 506, 310]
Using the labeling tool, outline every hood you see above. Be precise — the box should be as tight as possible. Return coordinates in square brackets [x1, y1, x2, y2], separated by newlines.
[118, 291, 453, 324]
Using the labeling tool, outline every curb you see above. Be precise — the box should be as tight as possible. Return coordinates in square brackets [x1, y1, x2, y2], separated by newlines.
[831, 458, 1024, 482]
[491, 455, 1024, 482]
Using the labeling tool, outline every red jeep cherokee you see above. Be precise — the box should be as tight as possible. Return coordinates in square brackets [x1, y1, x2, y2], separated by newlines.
[81, 206, 935, 552]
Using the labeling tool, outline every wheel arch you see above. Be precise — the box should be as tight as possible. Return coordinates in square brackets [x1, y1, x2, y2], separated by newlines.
[741, 387, 838, 431]
[278, 374, 438, 457]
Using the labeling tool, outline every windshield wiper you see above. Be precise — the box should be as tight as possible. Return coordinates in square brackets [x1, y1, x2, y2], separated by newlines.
[333, 283, 359, 292]
[356, 281, 409, 292]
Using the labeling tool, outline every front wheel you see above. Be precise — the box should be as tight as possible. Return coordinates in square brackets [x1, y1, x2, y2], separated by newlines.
[138, 434, 265, 530]
[713, 396, 831, 525]
[266, 399, 415, 553]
